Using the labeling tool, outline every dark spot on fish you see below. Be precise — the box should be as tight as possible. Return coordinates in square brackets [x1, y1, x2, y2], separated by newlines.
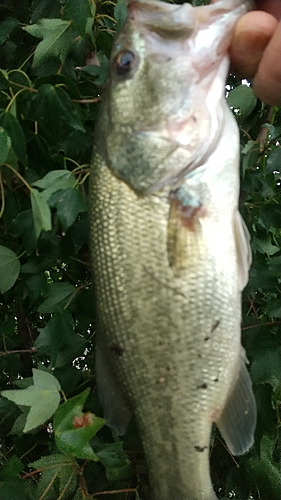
[197, 383, 208, 389]
[111, 345, 123, 357]
[211, 320, 220, 332]
[204, 336, 210, 342]
[198, 353, 202, 358]
[214, 377, 219, 382]
[194, 445, 207, 452]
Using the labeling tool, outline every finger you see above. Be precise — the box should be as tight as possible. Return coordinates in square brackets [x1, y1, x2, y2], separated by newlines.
[255, 0, 281, 18]
[230, 11, 278, 77]
[253, 20, 281, 105]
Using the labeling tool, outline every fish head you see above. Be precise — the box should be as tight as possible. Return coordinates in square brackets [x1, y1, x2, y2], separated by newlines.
[97, 0, 251, 193]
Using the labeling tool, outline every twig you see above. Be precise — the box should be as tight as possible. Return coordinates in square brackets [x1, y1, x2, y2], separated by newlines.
[71, 97, 100, 104]
[0, 348, 38, 356]
[242, 321, 281, 331]
[94, 488, 138, 496]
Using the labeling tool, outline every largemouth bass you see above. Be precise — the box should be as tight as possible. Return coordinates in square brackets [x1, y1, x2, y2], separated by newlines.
[90, 1, 256, 499]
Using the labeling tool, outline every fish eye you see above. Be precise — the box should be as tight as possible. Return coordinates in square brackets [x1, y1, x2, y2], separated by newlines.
[114, 50, 135, 75]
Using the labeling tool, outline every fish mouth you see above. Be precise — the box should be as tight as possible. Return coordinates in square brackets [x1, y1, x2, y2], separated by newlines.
[128, 0, 196, 41]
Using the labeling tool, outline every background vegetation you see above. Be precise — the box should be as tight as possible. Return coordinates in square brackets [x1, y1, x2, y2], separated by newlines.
[0, 0, 280, 498]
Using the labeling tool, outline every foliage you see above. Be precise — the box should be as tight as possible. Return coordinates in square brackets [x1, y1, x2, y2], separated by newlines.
[0, 1, 280, 499]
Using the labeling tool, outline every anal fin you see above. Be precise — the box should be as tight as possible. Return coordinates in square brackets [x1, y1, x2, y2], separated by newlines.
[216, 351, 256, 456]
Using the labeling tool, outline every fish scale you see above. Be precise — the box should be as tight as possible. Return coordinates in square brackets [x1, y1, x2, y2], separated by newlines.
[90, 1, 256, 499]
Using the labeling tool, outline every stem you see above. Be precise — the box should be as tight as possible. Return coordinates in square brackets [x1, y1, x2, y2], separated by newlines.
[96, 13, 116, 23]
[0, 348, 38, 356]
[7, 80, 37, 93]
[242, 321, 281, 331]
[2, 163, 32, 191]
[71, 97, 100, 104]
[0, 170, 5, 218]
[5, 88, 27, 112]
[94, 488, 138, 496]
[60, 390, 67, 403]
[63, 282, 91, 309]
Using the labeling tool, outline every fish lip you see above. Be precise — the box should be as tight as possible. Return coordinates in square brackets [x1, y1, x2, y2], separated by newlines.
[128, 0, 195, 40]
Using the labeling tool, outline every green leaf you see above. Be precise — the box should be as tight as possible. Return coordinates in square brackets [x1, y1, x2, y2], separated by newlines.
[252, 236, 279, 256]
[29, 84, 85, 140]
[262, 123, 281, 140]
[95, 442, 131, 481]
[0, 18, 19, 45]
[29, 454, 77, 500]
[265, 298, 281, 318]
[54, 388, 105, 460]
[227, 85, 257, 118]
[247, 435, 281, 499]
[24, 19, 73, 66]
[32, 169, 74, 190]
[11, 210, 37, 254]
[0, 479, 29, 500]
[49, 188, 88, 232]
[35, 308, 81, 367]
[30, 453, 72, 470]
[114, 0, 128, 33]
[267, 255, 281, 276]
[80, 55, 109, 85]
[0, 110, 28, 166]
[0, 396, 21, 435]
[30, 188, 52, 239]
[0, 127, 11, 164]
[32, 169, 76, 201]
[63, 0, 95, 36]
[0, 456, 23, 480]
[38, 282, 75, 313]
[266, 147, 281, 174]
[24, 272, 48, 303]
[1, 368, 61, 432]
[31, 0, 62, 22]
[241, 140, 259, 176]
[69, 212, 89, 253]
[251, 349, 281, 386]
[10, 407, 31, 436]
[0, 245, 20, 294]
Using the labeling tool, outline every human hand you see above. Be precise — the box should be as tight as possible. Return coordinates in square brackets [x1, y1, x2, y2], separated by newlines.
[230, 1, 281, 105]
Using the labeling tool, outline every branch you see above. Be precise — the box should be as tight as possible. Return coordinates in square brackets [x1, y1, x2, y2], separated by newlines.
[0, 348, 38, 356]
[242, 321, 281, 331]
[94, 488, 138, 496]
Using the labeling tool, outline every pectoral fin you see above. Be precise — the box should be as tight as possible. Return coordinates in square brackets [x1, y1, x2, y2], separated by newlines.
[95, 338, 132, 435]
[216, 351, 256, 456]
[234, 210, 252, 291]
[167, 188, 203, 277]
[167, 196, 189, 277]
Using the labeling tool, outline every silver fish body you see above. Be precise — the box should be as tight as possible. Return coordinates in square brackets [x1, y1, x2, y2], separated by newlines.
[90, 1, 256, 499]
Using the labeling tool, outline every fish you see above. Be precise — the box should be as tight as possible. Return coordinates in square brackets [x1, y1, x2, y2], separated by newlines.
[90, 1, 256, 499]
